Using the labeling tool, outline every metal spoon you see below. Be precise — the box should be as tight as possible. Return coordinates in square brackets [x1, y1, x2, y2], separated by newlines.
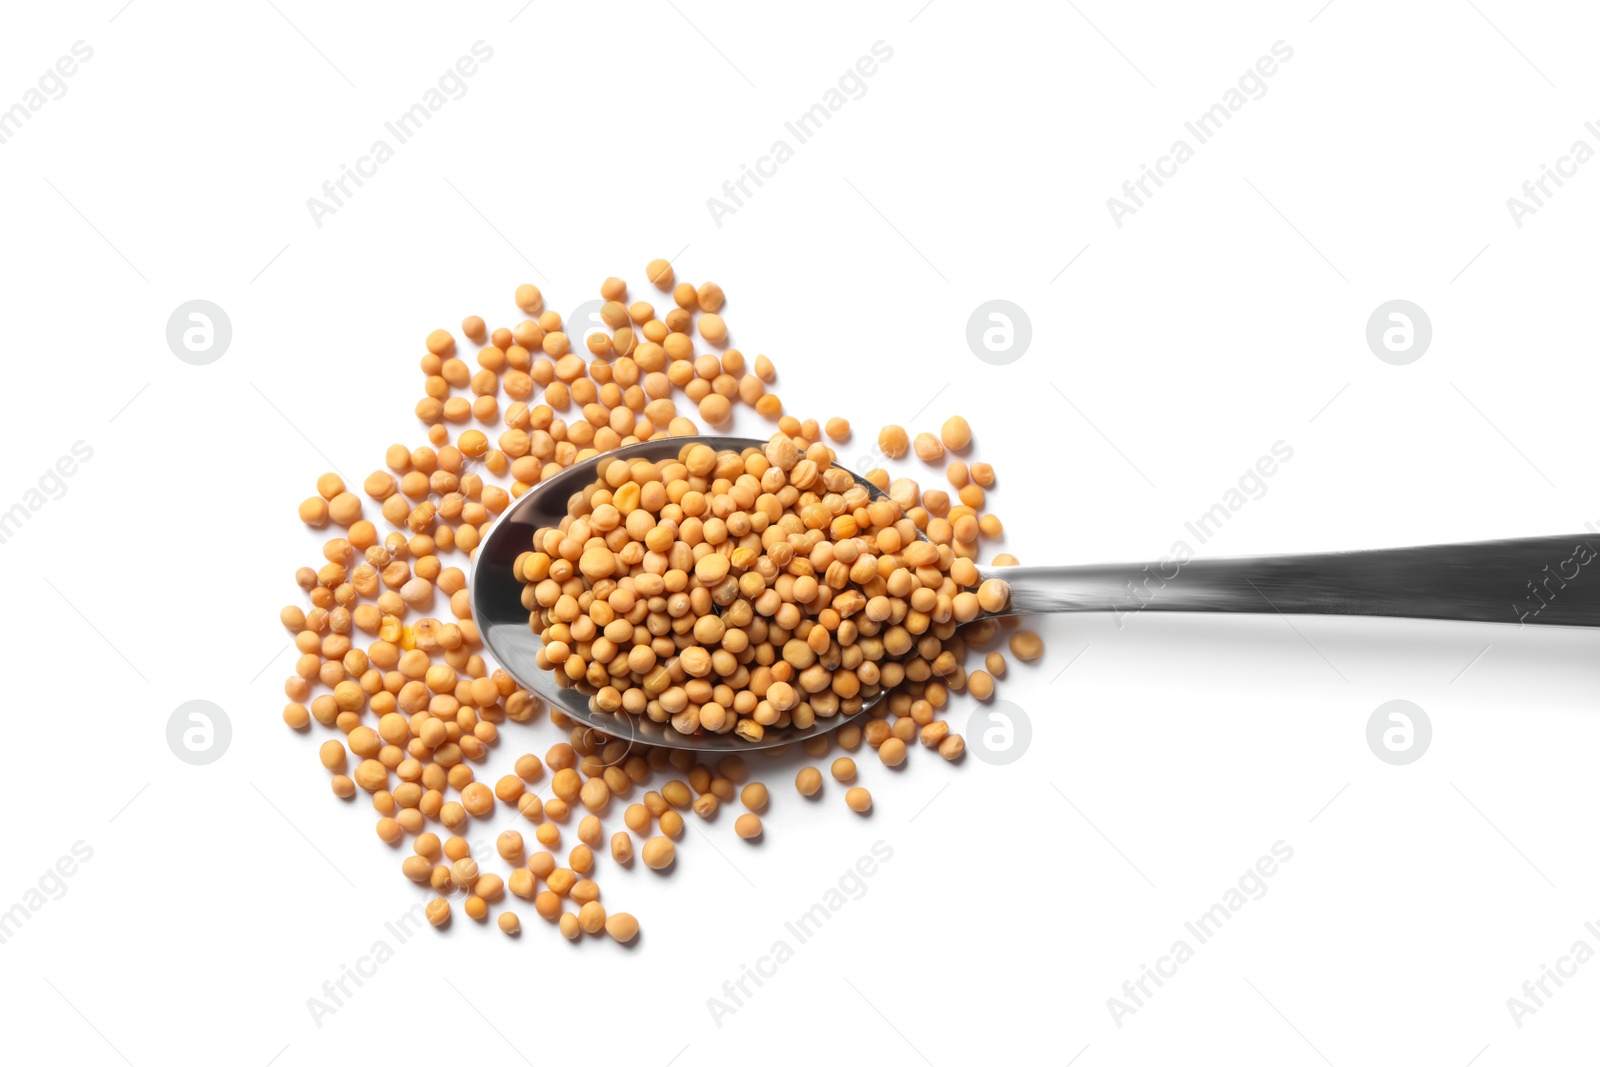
[471, 435, 1600, 751]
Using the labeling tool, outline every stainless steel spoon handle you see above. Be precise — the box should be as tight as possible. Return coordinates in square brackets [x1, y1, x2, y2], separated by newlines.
[981, 534, 1600, 627]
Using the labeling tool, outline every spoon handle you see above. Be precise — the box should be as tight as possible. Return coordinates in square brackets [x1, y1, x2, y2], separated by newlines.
[981, 534, 1600, 627]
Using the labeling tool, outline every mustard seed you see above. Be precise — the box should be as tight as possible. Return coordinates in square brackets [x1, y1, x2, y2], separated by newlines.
[1009, 630, 1044, 661]
[696, 281, 725, 312]
[402, 854, 433, 883]
[941, 416, 972, 450]
[878, 425, 909, 459]
[318, 740, 346, 771]
[515, 284, 544, 314]
[450, 857, 479, 889]
[546, 867, 576, 897]
[605, 912, 640, 942]
[641, 836, 675, 870]
[533, 891, 562, 921]
[659, 810, 685, 838]
[328, 492, 362, 525]
[698, 313, 727, 345]
[611, 832, 634, 865]
[299, 497, 329, 526]
[515, 753, 544, 781]
[978, 578, 1011, 613]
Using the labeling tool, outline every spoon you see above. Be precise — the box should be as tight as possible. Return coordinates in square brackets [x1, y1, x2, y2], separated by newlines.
[471, 435, 1600, 751]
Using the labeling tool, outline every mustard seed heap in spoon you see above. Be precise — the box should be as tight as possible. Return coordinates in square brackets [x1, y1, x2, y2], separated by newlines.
[516, 433, 1015, 744]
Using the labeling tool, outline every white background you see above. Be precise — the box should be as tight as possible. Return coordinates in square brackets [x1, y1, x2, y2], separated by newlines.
[3, 1, 1599, 1064]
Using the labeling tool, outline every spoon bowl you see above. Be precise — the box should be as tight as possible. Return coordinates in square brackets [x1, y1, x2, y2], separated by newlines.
[471, 435, 895, 752]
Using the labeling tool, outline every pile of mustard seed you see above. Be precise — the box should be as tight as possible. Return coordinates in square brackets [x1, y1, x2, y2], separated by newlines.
[278, 261, 1042, 941]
